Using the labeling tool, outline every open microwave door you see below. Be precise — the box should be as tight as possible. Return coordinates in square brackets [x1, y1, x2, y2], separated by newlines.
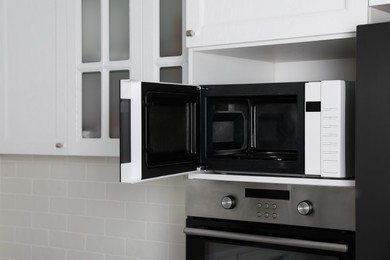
[120, 80, 200, 183]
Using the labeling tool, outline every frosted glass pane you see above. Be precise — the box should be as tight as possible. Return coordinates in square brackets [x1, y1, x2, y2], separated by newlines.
[82, 72, 101, 138]
[160, 66, 182, 83]
[109, 0, 129, 61]
[82, 0, 101, 62]
[110, 70, 129, 138]
[160, 0, 182, 57]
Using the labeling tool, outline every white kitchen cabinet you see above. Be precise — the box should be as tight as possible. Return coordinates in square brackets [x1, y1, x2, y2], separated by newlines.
[0, 0, 184, 157]
[0, 0, 68, 155]
[186, 0, 368, 48]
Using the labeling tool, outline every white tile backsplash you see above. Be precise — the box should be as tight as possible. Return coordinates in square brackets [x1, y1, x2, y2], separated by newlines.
[86, 235, 125, 255]
[0, 242, 31, 260]
[126, 240, 169, 260]
[13, 194, 49, 212]
[0, 178, 32, 194]
[0, 226, 15, 242]
[0, 155, 186, 260]
[67, 250, 104, 260]
[50, 197, 85, 215]
[50, 231, 85, 250]
[0, 210, 31, 227]
[32, 246, 67, 260]
[32, 212, 67, 230]
[105, 219, 146, 239]
[68, 216, 105, 235]
[86, 200, 125, 218]
[15, 227, 49, 246]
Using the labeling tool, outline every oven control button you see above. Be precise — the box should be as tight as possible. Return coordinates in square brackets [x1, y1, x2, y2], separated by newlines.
[297, 201, 313, 215]
[257, 203, 262, 208]
[264, 203, 269, 209]
[264, 212, 270, 218]
[221, 196, 236, 209]
[272, 213, 277, 219]
[257, 212, 262, 217]
[272, 204, 277, 210]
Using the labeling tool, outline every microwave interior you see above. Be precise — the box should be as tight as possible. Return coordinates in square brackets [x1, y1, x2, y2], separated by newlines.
[141, 82, 305, 177]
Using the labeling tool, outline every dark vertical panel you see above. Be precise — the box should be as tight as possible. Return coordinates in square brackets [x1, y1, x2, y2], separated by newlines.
[110, 70, 130, 138]
[356, 22, 390, 259]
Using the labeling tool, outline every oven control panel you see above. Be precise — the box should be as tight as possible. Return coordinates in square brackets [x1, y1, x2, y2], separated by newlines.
[186, 179, 355, 231]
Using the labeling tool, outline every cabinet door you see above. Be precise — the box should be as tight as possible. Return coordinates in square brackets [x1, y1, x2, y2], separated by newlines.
[186, 0, 368, 48]
[66, 0, 143, 156]
[0, 0, 67, 155]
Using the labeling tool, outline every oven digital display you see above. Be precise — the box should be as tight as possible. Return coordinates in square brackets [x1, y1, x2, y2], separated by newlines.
[245, 188, 290, 200]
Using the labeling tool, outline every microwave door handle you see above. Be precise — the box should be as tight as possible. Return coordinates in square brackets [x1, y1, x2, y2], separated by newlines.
[183, 227, 348, 253]
[120, 99, 131, 164]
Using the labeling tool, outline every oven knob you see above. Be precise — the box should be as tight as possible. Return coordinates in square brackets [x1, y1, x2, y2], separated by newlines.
[221, 196, 236, 209]
[297, 201, 313, 215]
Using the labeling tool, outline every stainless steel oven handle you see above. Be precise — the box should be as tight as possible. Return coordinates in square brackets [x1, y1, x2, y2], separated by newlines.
[183, 227, 348, 253]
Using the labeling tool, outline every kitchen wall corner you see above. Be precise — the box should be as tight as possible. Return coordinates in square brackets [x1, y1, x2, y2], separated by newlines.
[0, 155, 186, 260]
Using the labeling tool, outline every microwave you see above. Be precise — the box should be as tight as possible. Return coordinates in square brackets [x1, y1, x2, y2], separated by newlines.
[120, 80, 354, 183]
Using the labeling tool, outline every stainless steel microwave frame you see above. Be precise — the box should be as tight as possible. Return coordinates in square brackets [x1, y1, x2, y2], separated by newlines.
[119, 80, 354, 183]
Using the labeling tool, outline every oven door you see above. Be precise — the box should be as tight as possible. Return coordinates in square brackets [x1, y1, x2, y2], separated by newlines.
[185, 218, 355, 260]
[120, 80, 200, 183]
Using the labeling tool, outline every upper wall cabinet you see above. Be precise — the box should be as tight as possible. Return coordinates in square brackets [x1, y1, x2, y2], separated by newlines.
[0, 0, 68, 155]
[186, 0, 369, 48]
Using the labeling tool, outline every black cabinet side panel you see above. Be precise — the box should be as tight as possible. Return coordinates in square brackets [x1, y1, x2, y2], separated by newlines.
[356, 22, 390, 259]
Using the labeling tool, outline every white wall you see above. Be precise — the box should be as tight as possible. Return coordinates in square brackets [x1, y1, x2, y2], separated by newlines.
[0, 155, 186, 260]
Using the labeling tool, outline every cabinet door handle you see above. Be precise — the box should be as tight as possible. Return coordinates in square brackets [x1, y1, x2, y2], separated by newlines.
[55, 143, 63, 148]
[186, 30, 195, 37]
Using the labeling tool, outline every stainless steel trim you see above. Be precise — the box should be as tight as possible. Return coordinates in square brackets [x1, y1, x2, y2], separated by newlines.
[183, 227, 349, 253]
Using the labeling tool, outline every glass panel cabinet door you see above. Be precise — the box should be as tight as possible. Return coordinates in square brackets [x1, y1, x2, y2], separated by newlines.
[69, 0, 135, 156]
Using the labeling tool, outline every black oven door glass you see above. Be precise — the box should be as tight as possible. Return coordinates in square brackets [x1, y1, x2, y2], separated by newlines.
[141, 82, 200, 180]
[186, 218, 354, 260]
[202, 242, 340, 260]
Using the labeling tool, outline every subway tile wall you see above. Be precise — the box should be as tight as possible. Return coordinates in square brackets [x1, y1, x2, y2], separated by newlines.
[0, 155, 186, 260]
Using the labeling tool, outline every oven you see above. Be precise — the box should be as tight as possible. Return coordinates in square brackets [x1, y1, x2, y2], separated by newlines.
[119, 80, 354, 183]
[185, 179, 355, 260]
